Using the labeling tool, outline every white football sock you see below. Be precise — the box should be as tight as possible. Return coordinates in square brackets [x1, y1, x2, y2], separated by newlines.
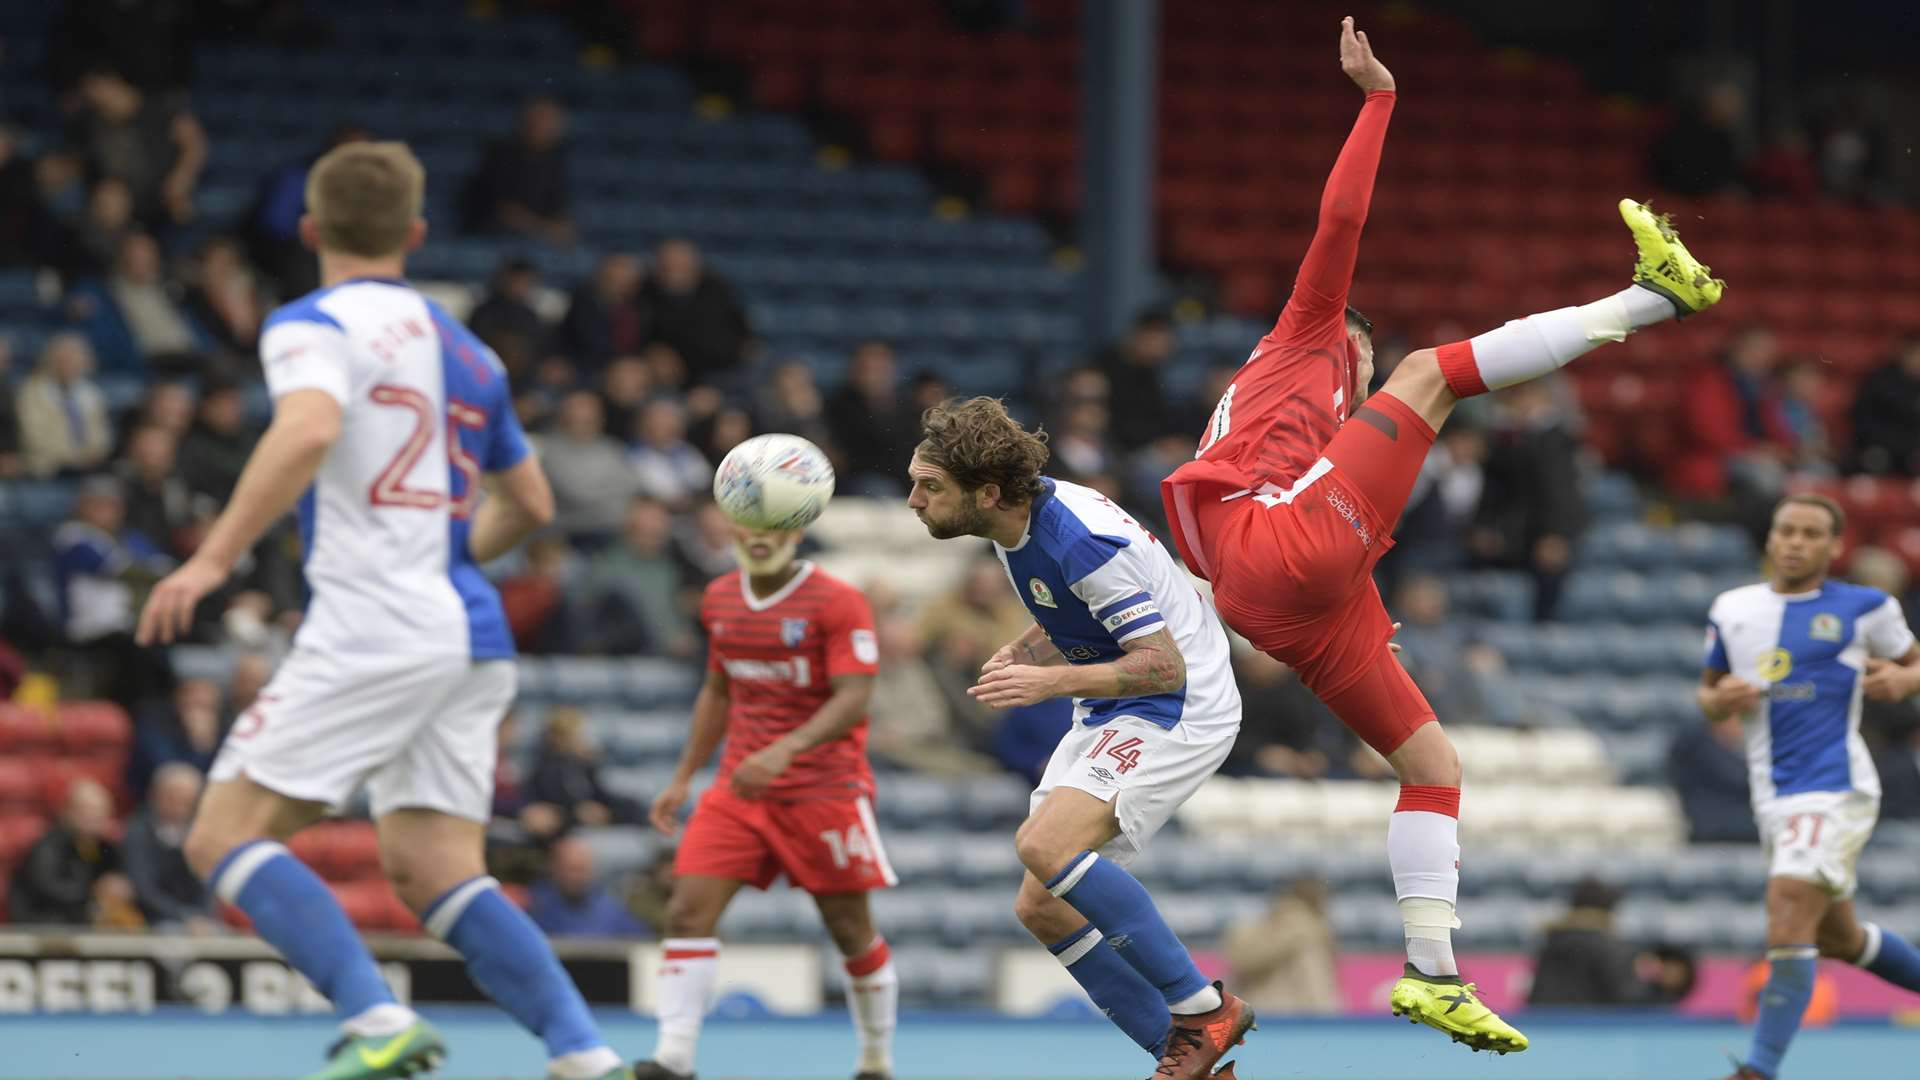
[843, 937, 899, 1074]
[341, 1002, 418, 1038]
[1454, 285, 1676, 394]
[652, 937, 719, 1072]
[548, 1047, 624, 1080]
[1168, 983, 1224, 1015]
[1389, 807, 1462, 978]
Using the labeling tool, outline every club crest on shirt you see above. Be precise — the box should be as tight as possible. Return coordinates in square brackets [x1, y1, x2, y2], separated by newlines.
[1811, 613, 1843, 642]
[1029, 578, 1058, 608]
[781, 617, 808, 647]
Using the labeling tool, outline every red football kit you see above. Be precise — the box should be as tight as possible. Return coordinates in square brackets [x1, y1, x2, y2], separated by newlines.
[674, 562, 897, 893]
[1162, 90, 1438, 755]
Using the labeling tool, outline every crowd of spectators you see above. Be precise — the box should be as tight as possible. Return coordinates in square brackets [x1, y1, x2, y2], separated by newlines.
[1651, 78, 1895, 204]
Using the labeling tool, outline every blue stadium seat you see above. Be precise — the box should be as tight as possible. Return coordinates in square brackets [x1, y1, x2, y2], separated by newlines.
[876, 775, 960, 829]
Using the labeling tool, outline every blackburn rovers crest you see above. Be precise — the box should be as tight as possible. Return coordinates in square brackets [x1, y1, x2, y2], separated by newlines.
[1029, 578, 1058, 608]
[1811, 613, 1843, 642]
[781, 617, 808, 647]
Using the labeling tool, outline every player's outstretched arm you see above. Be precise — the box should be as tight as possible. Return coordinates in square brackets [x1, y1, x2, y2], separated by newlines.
[468, 453, 556, 563]
[731, 674, 875, 799]
[1277, 17, 1396, 337]
[651, 668, 732, 834]
[969, 626, 1186, 708]
[983, 622, 1065, 674]
[135, 389, 342, 645]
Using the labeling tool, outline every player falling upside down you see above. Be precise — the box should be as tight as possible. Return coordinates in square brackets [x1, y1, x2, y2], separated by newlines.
[637, 523, 897, 1080]
[1698, 495, 1920, 1080]
[908, 398, 1254, 1080]
[1160, 17, 1728, 1054]
[137, 142, 628, 1080]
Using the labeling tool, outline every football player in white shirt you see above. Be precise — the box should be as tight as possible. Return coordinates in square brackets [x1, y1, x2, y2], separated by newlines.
[1698, 494, 1920, 1080]
[905, 397, 1252, 1080]
[137, 142, 629, 1080]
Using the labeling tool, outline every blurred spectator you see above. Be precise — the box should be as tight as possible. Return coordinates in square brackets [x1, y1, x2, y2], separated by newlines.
[1384, 422, 1485, 592]
[182, 235, 270, 356]
[0, 126, 49, 268]
[988, 696, 1074, 783]
[8, 778, 137, 928]
[0, 341, 20, 478]
[1650, 80, 1747, 196]
[1390, 576, 1503, 723]
[1877, 719, 1920, 820]
[175, 379, 254, 501]
[224, 652, 272, 721]
[469, 257, 549, 358]
[866, 613, 999, 775]
[1222, 879, 1339, 1015]
[1666, 325, 1792, 507]
[1226, 651, 1341, 779]
[1048, 368, 1115, 483]
[1814, 96, 1886, 201]
[639, 238, 750, 379]
[1469, 379, 1585, 619]
[129, 676, 222, 801]
[115, 423, 194, 556]
[572, 498, 695, 657]
[123, 380, 196, 444]
[65, 69, 207, 228]
[1099, 312, 1178, 451]
[18, 332, 112, 476]
[597, 356, 654, 441]
[690, 403, 753, 467]
[673, 502, 739, 584]
[1527, 878, 1653, 1006]
[1776, 359, 1836, 474]
[246, 126, 369, 297]
[70, 230, 212, 375]
[121, 762, 216, 931]
[1747, 127, 1820, 199]
[1641, 945, 1700, 1006]
[1849, 334, 1920, 476]
[528, 836, 647, 938]
[64, 177, 136, 281]
[1669, 719, 1758, 843]
[465, 95, 574, 246]
[535, 390, 641, 541]
[49, 0, 195, 94]
[826, 341, 914, 495]
[557, 253, 646, 372]
[525, 706, 640, 835]
[499, 535, 578, 653]
[628, 398, 712, 510]
[54, 474, 170, 644]
[917, 559, 1038, 671]
[756, 361, 836, 457]
[907, 371, 953, 419]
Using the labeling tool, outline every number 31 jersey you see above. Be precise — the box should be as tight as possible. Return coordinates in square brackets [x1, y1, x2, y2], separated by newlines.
[702, 562, 880, 799]
[261, 276, 527, 661]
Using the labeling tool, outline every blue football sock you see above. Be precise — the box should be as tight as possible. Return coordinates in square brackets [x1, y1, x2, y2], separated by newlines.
[1859, 922, 1920, 994]
[1746, 946, 1816, 1079]
[424, 876, 604, 1058]
[1050, 923, 1170, 1057]
[1049, 851, 1209, 1007]
[210, 841, 396, 1019]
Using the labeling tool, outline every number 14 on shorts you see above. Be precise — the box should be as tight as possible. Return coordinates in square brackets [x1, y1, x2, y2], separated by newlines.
[1087, 729, 1145, 775]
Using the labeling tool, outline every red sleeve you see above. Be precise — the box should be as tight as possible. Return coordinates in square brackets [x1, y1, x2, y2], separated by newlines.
[701, 584, 724, 673]
[1272, 90, 1396, 342]
[822, 585, 879, 679]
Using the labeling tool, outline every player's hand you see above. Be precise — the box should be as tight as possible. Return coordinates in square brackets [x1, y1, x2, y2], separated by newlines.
[1388, 621, 1403, 654]
[1339, 16, 1394, 93]
[1863, 658, 1918, 702]
[648, 782, 690, 836]
[1707, 674, 1764, 717]
[968, 664, 1062, 709]
[982, 641, 1023, 675]
[732, 744, 794, 800]
[135, 556, 228, 646]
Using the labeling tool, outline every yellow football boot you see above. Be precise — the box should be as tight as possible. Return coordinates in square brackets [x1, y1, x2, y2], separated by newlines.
[1619, 197, 1726, 318]
[1389, 965, 1530, 1055]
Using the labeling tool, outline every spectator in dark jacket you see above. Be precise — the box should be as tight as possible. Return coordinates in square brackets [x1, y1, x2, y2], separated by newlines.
[525, 707, 639, 835]
[245, 127, 369, 297]
[121, 763, 215, 930]
[1098, 312, 1178, 451]
[9, 778, 133, 926]
[1666, 325, 1793, 503]
[175, 379, 255, 502]
[825, 341, 913, 495]
[469, 257, 548, 358]
[64, 70, 207, 228]
[528, 836, 647, 938]
[465, 95, 573, 246]
[1528, 879, 1654, 1006]
[1470, 378, 1586, 619]
[1650, 81, 1746, 197]
[129, 676, 222, 800]
[1669, 719, 1758, 843]
[640, 238, 749, 380]
[1850, 334, 1920, 476]
[556, 253, 646, 373]
[115, 424, 195, 557]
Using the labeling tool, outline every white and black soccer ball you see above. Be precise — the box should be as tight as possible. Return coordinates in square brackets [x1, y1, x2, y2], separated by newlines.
[712, 433, 836, 531]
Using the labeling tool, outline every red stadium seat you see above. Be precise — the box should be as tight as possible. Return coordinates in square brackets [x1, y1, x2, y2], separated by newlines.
[0, 812, 47, 864]
[0, 760, 37, 810]
[56, 702, 132, 757]
[0, 705, 57, 756]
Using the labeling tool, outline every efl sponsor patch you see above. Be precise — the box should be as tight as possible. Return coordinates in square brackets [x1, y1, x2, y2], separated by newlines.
[1029, 578, 1058, 608]
[1101, 601, 1158, 634]
[781, 617, 809, 647]
[850, 628, 878, 665]
[1811, 613, 1843, 642]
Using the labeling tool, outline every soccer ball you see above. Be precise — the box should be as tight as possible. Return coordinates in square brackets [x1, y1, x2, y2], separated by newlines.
[713, 433, 836, 531]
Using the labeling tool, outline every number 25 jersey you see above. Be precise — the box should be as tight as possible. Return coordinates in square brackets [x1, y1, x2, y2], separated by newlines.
[261, 277, 527, 661]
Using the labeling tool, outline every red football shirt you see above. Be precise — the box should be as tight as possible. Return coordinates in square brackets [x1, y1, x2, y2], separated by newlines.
[1163, 90, 1396, 580]
[701, 562, 879, 799]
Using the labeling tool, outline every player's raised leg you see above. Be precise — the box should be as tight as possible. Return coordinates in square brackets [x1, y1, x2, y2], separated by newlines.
[814, 891, 899, 1080]
[381, 808, 627, 1080]
[1821, 901, 1920, 997]
[185, 779, 444, 1080]
[1013, 874, 1170, 1059]
[1015, 789, 1254, 1080]
[634, 875, 741, 1080]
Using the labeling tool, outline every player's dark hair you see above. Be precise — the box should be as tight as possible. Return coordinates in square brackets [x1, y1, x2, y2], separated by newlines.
[915, 396, 1050, 506]
[305, 141, 424, 257]
[1345, 305, 1374, 336]
[1775, 493, 1845, 536]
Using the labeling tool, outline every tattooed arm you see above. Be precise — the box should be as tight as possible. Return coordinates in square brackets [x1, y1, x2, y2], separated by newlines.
[968, 627, 1186, 708]
[983, 623, 1065, 673]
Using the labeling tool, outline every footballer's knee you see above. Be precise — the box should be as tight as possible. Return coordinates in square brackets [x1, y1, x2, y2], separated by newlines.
[815, 897, 877, 956]
[1817, 919, 1866, 961]
[1388, 722, 1461, 788]
[665, 888, 724, 939]
[1378, 348, 1458, 428]
[1012, 876, 1084, 942]
[1013, 820, 1072, 881]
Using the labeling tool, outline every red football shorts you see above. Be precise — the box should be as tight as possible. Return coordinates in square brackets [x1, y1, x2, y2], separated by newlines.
[1201, 392, 1439, 755]
[674, 783, 899, 894]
